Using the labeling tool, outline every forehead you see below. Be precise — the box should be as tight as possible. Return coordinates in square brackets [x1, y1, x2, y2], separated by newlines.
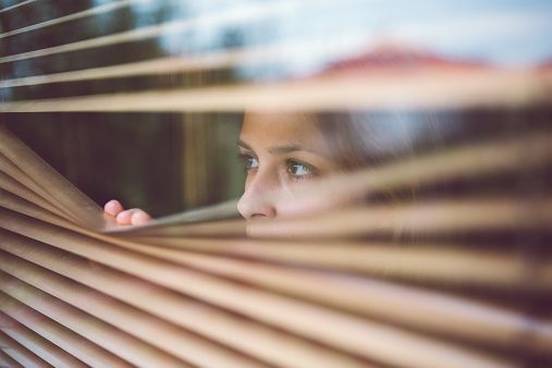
[240, 112, 324, 147]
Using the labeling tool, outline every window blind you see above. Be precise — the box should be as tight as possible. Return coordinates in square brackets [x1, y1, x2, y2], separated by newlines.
[1, 1, 551, 367]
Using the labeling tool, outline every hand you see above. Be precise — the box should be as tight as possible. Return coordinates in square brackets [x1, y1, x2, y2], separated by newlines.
[104, 199, 152, 225]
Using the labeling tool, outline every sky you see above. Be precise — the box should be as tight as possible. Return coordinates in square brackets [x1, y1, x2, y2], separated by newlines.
[101, 0, 552, 78]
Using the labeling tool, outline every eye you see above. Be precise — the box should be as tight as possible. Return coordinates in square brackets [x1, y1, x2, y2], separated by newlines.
[287, 160, 316, 179]
[240, 153, 259, 171]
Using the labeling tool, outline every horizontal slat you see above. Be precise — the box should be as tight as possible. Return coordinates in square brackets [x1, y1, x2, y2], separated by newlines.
[131, 236, 552, 291]
[0, 42, 304, 88]
[109, 130, 552, 236]
[0, 106, 550, 368]
[104, 198, 552, 241]
[246, 198, 552, 238]
[251, 131, 552, 219]
[0, 33, 404, 89]
[0, 56, 206, 88]
[4, 66, 235, 102]
[0, 171, 74, 222]
[0, 250, 271, 368]
[7, 227, 549, 359]
[0, 330, 52, 368]
[0, 293, 132, 368]
[0, 152, 67, 212]
[1, 70, 550, 112]
[0, 313, 88, 368]
[0, 216, 518, 368]
[0, 348, 23, 368]
[88, 241, 552, 354]
[0, 2, 290, 64]
[0, 230, 373, 368]
[0, 1, 123, 40]
[0, 273, 194, 368]
[1, 190, 550, 293]
[119, 198, 552, 239]
[0, 189, 79, 231]
[0, 126, 107, 228]
[0, 0, 36, 13]
[0, 152, 79, 224]
[0, 0, 137, 39]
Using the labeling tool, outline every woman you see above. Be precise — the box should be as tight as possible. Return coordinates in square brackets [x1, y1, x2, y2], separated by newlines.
[104, 111, 426, 224]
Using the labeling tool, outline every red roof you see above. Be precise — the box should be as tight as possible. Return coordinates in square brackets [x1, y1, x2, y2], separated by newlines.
[322, 44, 490, 74]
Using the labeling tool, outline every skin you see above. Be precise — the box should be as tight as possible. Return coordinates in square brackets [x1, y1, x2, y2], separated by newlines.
[104, 199, 151, 225]
[237, 112, 341, 219]
[105, 112, 346, 224]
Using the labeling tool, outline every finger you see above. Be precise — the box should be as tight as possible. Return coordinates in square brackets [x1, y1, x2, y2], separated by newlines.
[115, 209, 134, 225]
[131, 209, 151, 225]
[104, 199, 124, 217]
[116, 208, 151, 225]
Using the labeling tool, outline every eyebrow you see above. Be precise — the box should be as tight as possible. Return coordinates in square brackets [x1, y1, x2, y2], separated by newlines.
[268, 144, 302, 154]
[237, 140, 253, 151]
[238, 140, 303, 155]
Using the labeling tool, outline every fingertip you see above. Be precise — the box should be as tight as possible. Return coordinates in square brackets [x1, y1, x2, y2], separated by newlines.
[131, 210, 151, 226]
[104, 199, 124, 216]
[116, 209, 133, 225]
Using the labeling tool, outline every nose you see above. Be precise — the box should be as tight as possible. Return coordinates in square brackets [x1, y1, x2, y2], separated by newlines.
[237, 169, 278, 219]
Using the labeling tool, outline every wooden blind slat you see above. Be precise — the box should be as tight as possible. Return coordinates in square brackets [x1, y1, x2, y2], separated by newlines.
[0, 189, 77, 232]
[1, 71, 550, 112]
[249, 131, 552, 220]
[87, 241, 552, 354]
[0, 330, 53, 368]
[0, 126, 107, 229]
[0, 36, 383, 89]
[0, 153, 80, 224]
[0, 0, 36, 13]
[0, 293, 133, 368]
[130, 235, 551, 290]
[0, 2, 289, 65]
[246, 199, 552, 238]
[0, 348, 24, 368]
[0, 230, 372, 368]
[0, 273, 194, 368]
[0, 171, 67, 220]
[0, 128, 550, 366]
[0, 46, 270, 88]
[0, 212, 519, 368]
[0, 2, 550, 366]
[0, 191, 548, 293]
[0, 0, 136, 40]
[0, 312, 88, 368]
[0, 250, 271, 368]
[6, 226, 551, 357]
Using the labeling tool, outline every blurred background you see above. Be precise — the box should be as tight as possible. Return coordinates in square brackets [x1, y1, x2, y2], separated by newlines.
[4, 113, 244, 217]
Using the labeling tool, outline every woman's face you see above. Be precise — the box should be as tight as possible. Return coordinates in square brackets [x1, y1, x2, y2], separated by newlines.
[237, 112, 341, 219]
